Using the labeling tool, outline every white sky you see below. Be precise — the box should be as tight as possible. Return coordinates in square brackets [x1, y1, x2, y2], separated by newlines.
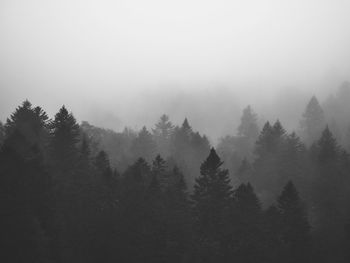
[1, 0, 350, 140]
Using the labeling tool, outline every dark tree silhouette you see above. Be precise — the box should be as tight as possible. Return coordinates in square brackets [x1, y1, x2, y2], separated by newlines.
[300, 96, 325, 145]
[277, 181, 310, 263]
[191, 148, 233, 262]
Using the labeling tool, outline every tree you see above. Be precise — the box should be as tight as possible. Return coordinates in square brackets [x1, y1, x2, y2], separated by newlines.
[49, 106, 89, 263]
[0, 121, 52, 263]
[164, 166, 192, 262]
[235, 158, 252, 183]
[254, 121, 274, 157]
[251, 120, 288, 204]
[300, 96, 325, 146]
[95, 150, 112, 175]
[4, 100, 49, 157]
[191, 148, 233, 262]
[315, 126, 339, 163]
[238, 105, 259, 140]
[277, 181, 310, 263]
[131, 126, 156, 162]
[152, 114, 174, 157]
[231, 183, 263, 262]
[309, 126, 347, 262]
[49, 105, 80, 170]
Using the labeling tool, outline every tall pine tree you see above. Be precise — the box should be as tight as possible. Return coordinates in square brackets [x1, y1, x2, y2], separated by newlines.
[191, 148, 233, 262]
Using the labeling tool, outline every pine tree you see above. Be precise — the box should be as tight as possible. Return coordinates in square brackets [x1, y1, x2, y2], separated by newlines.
[117, 158, 151, 261]
[152, 114, 174, 157]
[131, 126, 156, 162]
[238, 105, 259, 140]
[252, 120, 288, 204]
[152, 154, 168, 189]
[164, 166, 192, 262]
[49, 105, 80, 170]
[277, 181, 310, 263]
[316, 126, 339, 163]
[310, 126, 345, 260]
[191, 148, 233, 262]
[182, 118, 193, 138]
[254, 121, 274, 156]
[49, 106, 87, 262]
[236, 158, 252, 183]
[95, 150, 112, 175]
[300, 96, 325, 146]
[0, 114, 52, 263]
[4, 100, 49, 157]
[231, 183, 263, 262]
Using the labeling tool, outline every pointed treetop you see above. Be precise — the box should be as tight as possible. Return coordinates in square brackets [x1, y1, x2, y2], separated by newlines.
[182, 118, 191, 130]
[261, 121, 272, 133]
[237, 105, 259, 139]
[316, 125, 339, 162]
[201, 147, 222, 172]
[277, 181, 300, 212]
[152, 154, 166, 174]
[272, 120, 286, 137]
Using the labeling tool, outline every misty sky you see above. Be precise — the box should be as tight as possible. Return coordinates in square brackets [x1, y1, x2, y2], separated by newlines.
[1, 0, 350, 141]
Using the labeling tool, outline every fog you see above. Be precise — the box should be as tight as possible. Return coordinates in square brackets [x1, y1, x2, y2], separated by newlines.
[1, 0, 350, 142]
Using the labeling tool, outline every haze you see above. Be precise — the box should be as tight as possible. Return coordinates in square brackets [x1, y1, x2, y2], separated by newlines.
[1, 0, 350, 141]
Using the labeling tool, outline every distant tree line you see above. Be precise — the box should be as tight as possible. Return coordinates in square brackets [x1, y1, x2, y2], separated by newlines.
[1, 83, 350, 263]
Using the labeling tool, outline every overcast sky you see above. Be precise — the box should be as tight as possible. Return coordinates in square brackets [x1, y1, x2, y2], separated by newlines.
[1, 0, 350, 141]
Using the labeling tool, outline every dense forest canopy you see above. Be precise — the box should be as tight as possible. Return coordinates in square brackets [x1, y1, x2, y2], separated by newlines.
[1, 82, 350, 263]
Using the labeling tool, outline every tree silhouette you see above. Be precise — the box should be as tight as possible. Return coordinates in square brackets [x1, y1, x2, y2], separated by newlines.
[191, 148, 233, 262]
[300, 96, 325, 146]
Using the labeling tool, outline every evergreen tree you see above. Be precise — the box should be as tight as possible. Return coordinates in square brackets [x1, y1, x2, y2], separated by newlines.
[235, 158, 252, 183]
[49, 105, 80, 170]
[191, 148, 233, 262]
[316, 126, 339, 163]
[49, 106, 88, 263]
[164, 166, 192, 262]
[0, 121, 52, 263]
[152, 154, 168, 189]
[277, 181, 310, 263]
[231, 183, 263, 262]
[95, 150, 112, 175]
[117, 158, 151, 262]
[254, 121, 274, 157]
[152, 114, 174, 157]
[309, 126, 346, 262]
[5, 100, 49, 157]
[252, 120, 288, 204]
[131, 126, 156, 162]
[300, 96, 326, 146]
[238, 105, 259, 140]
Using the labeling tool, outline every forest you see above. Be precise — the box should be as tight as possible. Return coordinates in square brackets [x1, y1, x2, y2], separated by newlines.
[1, 83, 350, 263]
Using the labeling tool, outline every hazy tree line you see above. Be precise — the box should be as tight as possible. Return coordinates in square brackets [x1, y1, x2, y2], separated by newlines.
[1, 83, 350, 263]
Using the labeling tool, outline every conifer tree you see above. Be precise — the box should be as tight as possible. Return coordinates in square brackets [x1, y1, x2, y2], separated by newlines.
[277, 181, 310, 263]
[300, 96, 325, 145]
[152, 114, 174, 157]
[238, 105, 259, 140]
[164, 166, 192, 262]
[191, 148, 233, 262]
[131, 126, 156, 162]
[231, 183, 263, 262]
[254, 121, 274, 156]
[49, 105, 80, 170]
[252, 120, 288, 204]
[236, 158, 252, 183]
[5, 100, 49, 157]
